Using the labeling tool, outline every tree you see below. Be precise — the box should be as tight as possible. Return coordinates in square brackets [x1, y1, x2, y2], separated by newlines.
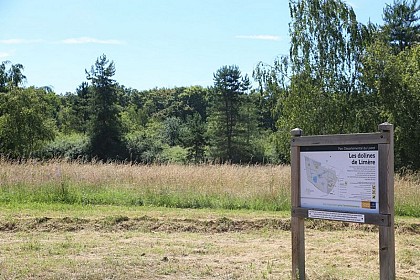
[207, 65, 251, 163]
[86, 54, 126, 160]
[162, 116, 183, 146]
[361, 42, 420, 169]
[178, 86, 209, 120]
[0, 61, 27, 91]
[0, 61, 9, 92]
[8, 63, 27, 88]
[255, 0, 372, 162]
[382, 0, 420, 53]
[58, 82, 92, 134]
[0, 87, 56, 157]
[182, 113, 207, 163]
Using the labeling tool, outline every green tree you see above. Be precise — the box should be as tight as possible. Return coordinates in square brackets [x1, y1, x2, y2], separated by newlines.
[207, 65, 251, 163]
[0, 87, 56, 157]
[255, 0, 372, 162]
[0, 61, 9, 92]
[162, 116, 183, 146]
[58, 82, 92, 134]
[288, 0, 370, 131]
[178, 86, 209, 120]
[0, 61, 27, 92]
[86, 54, 126, 160]
[382, 0, 420, 53]
[361, 42, 420, 169]
[182, 113, 207, 163]
[8, 63, 27, 88]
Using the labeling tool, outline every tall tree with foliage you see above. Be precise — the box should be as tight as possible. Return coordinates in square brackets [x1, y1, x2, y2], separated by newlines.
[207, 65, 252, 163]
[0, 61, 9, 92]
[0, 61, 27, 92]
[0, 87, 57, 157]
[182, 113, 207, 163]
[382, 0, 420, 53]
[255, 0, 372, 162]
[58, 82, 92, 134]
[86, 54, 126, 160]
[287, 0, 370, 132]
[362, 41, 420, 169]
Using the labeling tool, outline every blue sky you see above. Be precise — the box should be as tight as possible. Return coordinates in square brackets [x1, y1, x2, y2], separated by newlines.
[1, 0, 392, 94]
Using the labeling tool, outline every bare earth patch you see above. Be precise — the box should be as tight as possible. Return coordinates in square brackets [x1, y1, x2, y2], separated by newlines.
[0, 210, 419, 279]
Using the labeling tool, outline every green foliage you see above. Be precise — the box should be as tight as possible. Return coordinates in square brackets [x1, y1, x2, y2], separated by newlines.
[58, 82, 92, 134]
[256, 0, 377, 162]
[382, 0, 420, 53]
[161, 145, 188, 164]
[34, 133, 89, 160]
[162, 117, 183, 146]
[254, 0, 420, 170]
[86, 54, 127, 160]
[361, 43, 420, 169]
[182, 113, 207, 163]
[125, 130, 164, 163]
[0, 61, 27, 91]
[207, 65, 255, 163]
[0, 87, 57, 157]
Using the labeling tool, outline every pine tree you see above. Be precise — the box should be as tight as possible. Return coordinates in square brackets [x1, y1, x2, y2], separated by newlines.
[86, 54, 126, 160]
[207, 65, 251, 163]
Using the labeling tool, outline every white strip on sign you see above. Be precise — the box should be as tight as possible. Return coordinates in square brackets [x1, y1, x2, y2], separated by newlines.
[308, 210, 365, 223]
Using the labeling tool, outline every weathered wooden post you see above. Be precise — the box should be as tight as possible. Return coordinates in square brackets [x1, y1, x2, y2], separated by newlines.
[291, 128, 304, 280]
[378, 122, 395, 280]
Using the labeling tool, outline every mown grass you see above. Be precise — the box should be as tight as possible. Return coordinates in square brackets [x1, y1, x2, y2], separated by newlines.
[0, 159, 419, 216]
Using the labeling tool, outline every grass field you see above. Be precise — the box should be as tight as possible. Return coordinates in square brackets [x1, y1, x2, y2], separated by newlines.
[0, 205, 419, 279]
[0, 160, 419, 216]
[0, 160, 419, 279]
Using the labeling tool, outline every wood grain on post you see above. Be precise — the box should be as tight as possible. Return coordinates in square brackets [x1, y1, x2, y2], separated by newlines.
[378, 122, 395, 280]
[291, 128, 305, 280]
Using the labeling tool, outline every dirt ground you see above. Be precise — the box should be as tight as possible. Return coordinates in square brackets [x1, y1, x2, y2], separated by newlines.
[0, 210, 419, 279]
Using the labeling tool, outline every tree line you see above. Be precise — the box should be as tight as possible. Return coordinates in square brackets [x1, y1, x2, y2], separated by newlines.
[0, 0, 419, 170]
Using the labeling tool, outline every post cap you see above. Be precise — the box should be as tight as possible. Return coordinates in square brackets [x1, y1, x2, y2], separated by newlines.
[291, 128, 303, 137]
[378, 122, 393, 132]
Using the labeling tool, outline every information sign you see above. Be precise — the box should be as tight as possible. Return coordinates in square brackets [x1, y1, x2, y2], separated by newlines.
[290, 123, 395, 280]
[300, 144, 379, 214]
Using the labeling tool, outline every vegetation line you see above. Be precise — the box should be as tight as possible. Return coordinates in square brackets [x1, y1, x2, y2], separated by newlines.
[0, 161, 418, 217]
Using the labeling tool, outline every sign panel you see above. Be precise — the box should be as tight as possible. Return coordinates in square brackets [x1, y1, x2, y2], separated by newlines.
[308, 210, 365, 223]
[300, 144, 379, 214]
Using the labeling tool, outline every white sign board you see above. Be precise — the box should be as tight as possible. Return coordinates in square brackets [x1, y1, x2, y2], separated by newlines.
[300, 144, 379, 214]
[308, 210, 365, 223]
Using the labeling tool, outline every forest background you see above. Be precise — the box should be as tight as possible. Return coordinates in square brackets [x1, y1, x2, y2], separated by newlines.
[1, 0, 419, 171]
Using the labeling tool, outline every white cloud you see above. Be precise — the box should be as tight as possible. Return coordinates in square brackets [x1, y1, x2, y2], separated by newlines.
[235, 35, 281, 41]
[0, 52, 11, 59]
[61, 37, 124, 45]
[0, 39, 43, 45]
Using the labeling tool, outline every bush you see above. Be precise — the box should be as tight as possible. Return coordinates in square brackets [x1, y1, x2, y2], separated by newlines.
[34, 133, 89, 160]
[125, 131, 164, 163]
[161, 145, 188, 164]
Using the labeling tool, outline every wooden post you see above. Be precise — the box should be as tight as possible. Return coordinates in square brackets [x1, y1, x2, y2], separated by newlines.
[291, 128, 305, 280]
[378, 122, 395, 280]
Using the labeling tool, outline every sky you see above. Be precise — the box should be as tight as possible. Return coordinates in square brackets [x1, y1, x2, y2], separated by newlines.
[1, 0, 393, 94]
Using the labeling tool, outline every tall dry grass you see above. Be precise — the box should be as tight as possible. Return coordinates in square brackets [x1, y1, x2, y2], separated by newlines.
[0, 158, 418, 215]
[0, 159, 290, 211]
[0, 159, 289, 196]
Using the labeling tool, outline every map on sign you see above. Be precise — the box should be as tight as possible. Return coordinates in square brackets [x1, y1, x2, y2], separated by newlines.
[300, 145, 379, 214]
[304, 156, 338, 194]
